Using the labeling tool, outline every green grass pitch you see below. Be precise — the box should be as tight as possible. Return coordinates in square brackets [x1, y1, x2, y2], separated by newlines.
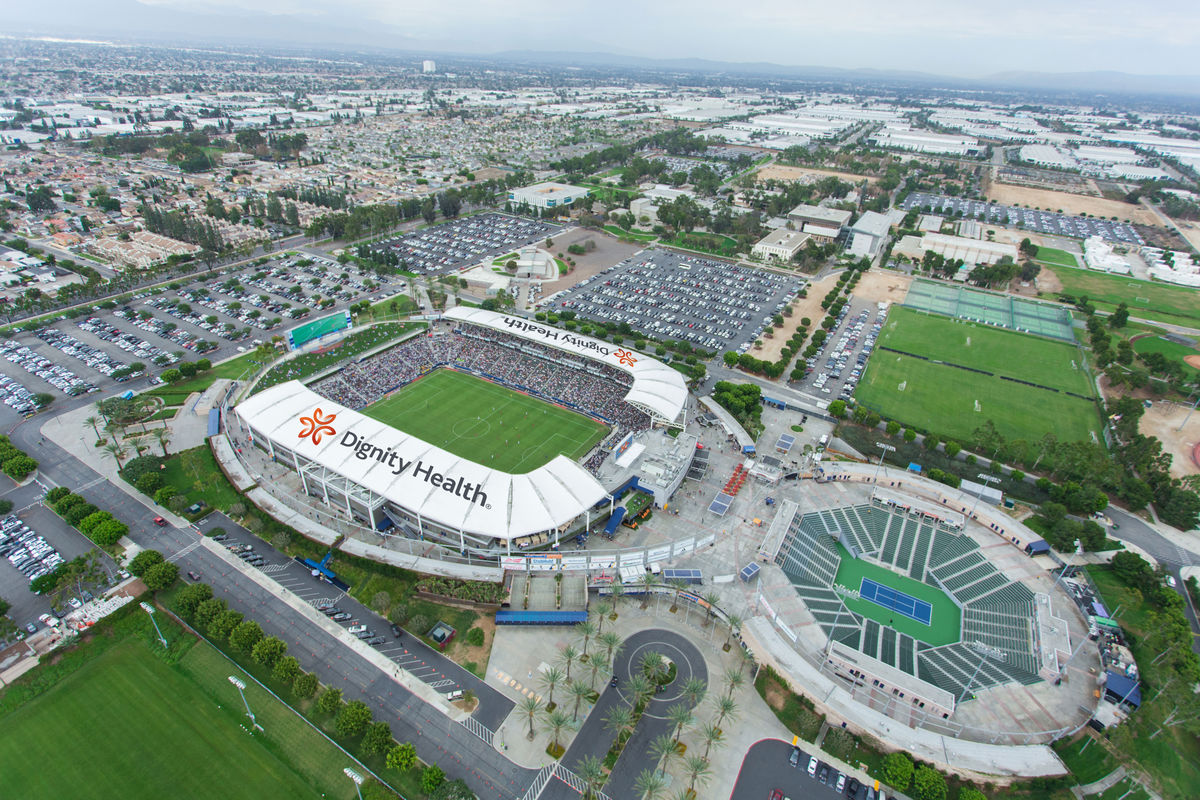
[831, 542, 962, 647]
[1032, 246, 1080, 269]
[856, 350, 1101, 443]
[1047, 265, 1200, 326]
[879, 306, 1092, 394]
[0, 641, 343, 800]
[362, 368, 609, 473]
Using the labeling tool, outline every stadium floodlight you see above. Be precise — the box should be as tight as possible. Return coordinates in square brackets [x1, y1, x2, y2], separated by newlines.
[967, 473, 1001, 518]
[873, 443, 896, 484]
[344, 767, 365, 800]
[228, 676, 262, 731]
[140, 601, 167, 648]
[959, 641, 1005, 705]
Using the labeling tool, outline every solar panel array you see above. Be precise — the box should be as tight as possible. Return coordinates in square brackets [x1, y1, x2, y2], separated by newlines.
[775, 433, 796, 453]
[708, 492, 734, 516]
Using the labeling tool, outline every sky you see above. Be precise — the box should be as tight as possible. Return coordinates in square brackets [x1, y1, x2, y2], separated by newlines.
[134, 0, 1200, 77]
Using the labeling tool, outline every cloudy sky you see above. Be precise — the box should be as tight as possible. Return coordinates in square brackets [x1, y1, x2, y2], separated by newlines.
[110, 0, 1200, 77]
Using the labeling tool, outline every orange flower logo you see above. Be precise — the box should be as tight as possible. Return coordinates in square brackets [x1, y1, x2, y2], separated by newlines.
[298, 407, 337, 445]
[615, 348, 638, 367]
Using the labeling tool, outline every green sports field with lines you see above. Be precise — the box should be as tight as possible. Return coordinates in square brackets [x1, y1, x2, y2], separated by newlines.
[832, 542, 961, 646]
[363, 368, 608, 473]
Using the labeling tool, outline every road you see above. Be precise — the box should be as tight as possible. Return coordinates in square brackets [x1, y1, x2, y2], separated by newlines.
[731, 738, 867, 800]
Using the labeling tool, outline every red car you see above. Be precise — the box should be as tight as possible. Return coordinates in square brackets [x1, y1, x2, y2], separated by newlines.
[769, 791, 784, 800]
[153, 516, 167, 527]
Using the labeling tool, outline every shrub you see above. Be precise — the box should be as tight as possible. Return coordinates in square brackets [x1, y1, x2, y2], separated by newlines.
[128, 549, 165, 577]
[136, 472, 164, 494]
[3, 455, 38, 480]
[464, 627, 485, 647]
[913, 765, 947, 800]
[0, 499, 12, 514]
[335, 700, 373, 738]
[45, 486, 71, 504]
[292, 672, 319, 699]
[882, 752, 913, 791]
[142, 561, 179, 591]
[154, 486, 177, 505]
[409, 614, 431, 636]
[421, 765, 446, 794]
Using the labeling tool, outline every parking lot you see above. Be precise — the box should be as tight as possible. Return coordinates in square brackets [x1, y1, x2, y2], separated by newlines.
[792, 298, 888, 402]
[903, 192, 1143, 244]
[0, 251, 402, 405]
[552, 248, 804, 353]
[372, 212, 562, 275]
[731, 738, 881, 800]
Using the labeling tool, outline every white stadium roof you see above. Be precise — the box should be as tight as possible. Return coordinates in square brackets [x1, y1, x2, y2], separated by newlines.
[237, 381, 609, 541]
[444, 306, 688, 422]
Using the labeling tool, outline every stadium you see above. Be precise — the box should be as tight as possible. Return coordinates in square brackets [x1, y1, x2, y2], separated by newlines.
[235, 307, 690, 556]
[768, 490, 1058, 721]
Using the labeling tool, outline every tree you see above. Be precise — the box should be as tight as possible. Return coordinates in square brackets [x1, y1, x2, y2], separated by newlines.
[882, 752, 914, 791]
[386, 742, 417, 772]
[142, 561, 179, 591]
[650, 733, 678, 777]
[335, 700, 373, 738]
[128, 549, 165, 577]
[430, 778, 475, 800]
[194, 597, 226, 628]
[175, 582, 213, 617]
[912, 765, 947, 800]
[577, 619, 597, 659]
[576, 755, 606, 799]
[958, 789, 987, 800]
[561, 644, 579, 681]
[251, 635, 288, 667]
[723, 665, 746, 699]
[683, 755, 712, 795]
[230, 620, 264, 652]
[421, 765, 446, 794]
[545, 707, 570, 752]
[598, 631, 622, 666]
[1109, 302, 1129, 329]
[293, 672, 319, 699]
[682, 676, 707, 709]
[209, 609, 242, 641]
[667, 703, 694, 746]
[634, 768, 667, 800]
[540, 665, 565, 709]
[272, 655, 301, 684]
[714, 696, 739, 730]
[828, 399, 847, 418]
[699, 721, 724, 759]
[594, 600, 614, 632]
[84, 415, 102, 442]
[519, 695, 541, 739]
[568, 678, 591, 722]
[362, 720, 393, 755]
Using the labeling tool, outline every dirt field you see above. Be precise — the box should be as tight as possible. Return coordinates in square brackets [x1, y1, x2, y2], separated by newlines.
[756, 164, 878, 185]
[1171, 219, 1200, 252]
[540, 228, 644, 296]
[756, 273, 838, 362]
[1138, 400, 1200, 478]
[985, 183, 1160, 226]
[1187, 355, 1200, 369]
[851, 270, 913, 305]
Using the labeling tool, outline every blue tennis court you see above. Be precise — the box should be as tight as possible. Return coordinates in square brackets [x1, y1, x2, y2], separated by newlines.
[860, 578, 933, 625]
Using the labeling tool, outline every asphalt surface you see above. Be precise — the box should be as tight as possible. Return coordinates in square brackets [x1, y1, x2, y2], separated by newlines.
[731, 738, 868, 800]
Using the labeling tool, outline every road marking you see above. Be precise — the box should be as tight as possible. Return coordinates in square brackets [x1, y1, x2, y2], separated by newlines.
[166, 540, 201, 562]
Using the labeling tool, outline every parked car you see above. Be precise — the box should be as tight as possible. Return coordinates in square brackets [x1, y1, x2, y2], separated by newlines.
[331, 612, 352, 621]
[153, 516, 167, 527]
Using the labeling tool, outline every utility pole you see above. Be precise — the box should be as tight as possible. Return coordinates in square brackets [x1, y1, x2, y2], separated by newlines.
[140, 601, 167, 648]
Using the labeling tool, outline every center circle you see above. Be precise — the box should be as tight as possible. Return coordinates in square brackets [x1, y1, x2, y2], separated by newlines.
[451, 417, 491, 439]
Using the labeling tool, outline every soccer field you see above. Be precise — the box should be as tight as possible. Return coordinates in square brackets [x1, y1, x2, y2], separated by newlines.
[832, 542, 961, 647]
[879, 306, 1092, 395]
[363, 368, 609, 473]
[1048, 265, 1200, 325]
[856, 350, 1102, 443]
[0, 640, 350, 800]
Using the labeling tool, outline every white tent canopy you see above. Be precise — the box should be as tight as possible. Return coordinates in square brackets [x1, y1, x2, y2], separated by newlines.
[237, 381, 608, 541]
[444, 306, 688, 422]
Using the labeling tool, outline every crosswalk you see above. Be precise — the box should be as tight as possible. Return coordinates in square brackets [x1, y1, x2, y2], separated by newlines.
[167, 540, 201, 562]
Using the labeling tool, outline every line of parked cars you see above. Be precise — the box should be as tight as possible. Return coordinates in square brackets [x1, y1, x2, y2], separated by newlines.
[804, 306, 883, 401]
[223, 539, 266, 568]
[316, 600, 395, 647]
[0, 340, 96, 397]
[785, 743, 879, 799]
[0, 514, 64, 585]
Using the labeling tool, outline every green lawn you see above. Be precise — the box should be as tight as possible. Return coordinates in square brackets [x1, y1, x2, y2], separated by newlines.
[1052, 735, 1119, 785]
[148, 351, 265, 399]
[879, 306, 1093, 394]
[831, 542, 961, 646]
[603, 225, 658, 243]
[856, 350, 1102, 443]
[0, 639, 351, 800]
[363, 294, 417, 322]
[1047, 265, 1200, 325]
[1131, 334, 1200, 377]
[363, 368, 607, 473]
[158, 445, 244, 514]
[661, 231, 741, 257]
[1034, 246, 1080, 269]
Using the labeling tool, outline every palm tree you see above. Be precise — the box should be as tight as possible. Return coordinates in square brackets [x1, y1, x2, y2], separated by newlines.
[683, 756, 711, 795]
[610, 579, 625, 610]
[577, 619, 597, 659]
[154, 426, 171, 456]
[723, 665, 746, 699]
[561, 644, 579, 682]
[698, 722, 724, 759]
[702, 592, 721, 627]
[641, 650, 665, 684]
[603, 705, 635, 741]
[649, 733, 677, 778]
[714, 696, 738, 730]
[598, 631, 622, 666]
[519, 695, 540, 740]
[575, 755, 605, 800]
[667, 579, 688, 612]
[628, 672, 652, 710]
[638, 572, 656, 608]
[666, 703, 693, 747]
[724, 612, 743, 650]
[595, 599, 614, 633]
[568, 678, 591, 722]
[103, 440, 127, 469]
[681, 677, 707, 710]
[634, 768, 667, 800]
[84, 415, 101, 443]
[541, 665, 565, 710]
[545, 708, 570, 754]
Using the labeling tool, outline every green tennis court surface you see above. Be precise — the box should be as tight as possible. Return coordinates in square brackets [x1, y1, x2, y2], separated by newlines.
[833, 542, 961, 646]
[363, 368, 608, 473]
[904, 278, 1074, 341]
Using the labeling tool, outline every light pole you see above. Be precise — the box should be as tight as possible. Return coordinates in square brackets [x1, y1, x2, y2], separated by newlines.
[967, 473, 1001, 519]
[228, 676, 262, 731]
[958, 641, 1004, 706]
[873, 443, 895, 484]
[344, 767, 365, 800]
[140, 601, 167, 648]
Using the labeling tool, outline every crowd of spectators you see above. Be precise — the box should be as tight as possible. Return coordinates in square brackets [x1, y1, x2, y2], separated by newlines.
[311, 322, 653, 473]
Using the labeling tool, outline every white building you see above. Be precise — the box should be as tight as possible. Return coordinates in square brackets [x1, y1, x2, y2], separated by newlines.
[752, 229, 811, 262]
[1083, 237, 1131, 275]
[422, 60, 437, 73]
[787, 204, 852, 243]
[507, 182, 590, 212]
[846, 211, 892, 259]
[894, 233, 1017, 267]
[1142, 247, 1200, 287]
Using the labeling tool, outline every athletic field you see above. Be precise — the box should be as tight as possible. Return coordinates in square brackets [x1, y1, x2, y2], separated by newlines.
[903, 278, 1074, 340]
[878, 306, 1092, 395]
[0, 640, 351, 800]
[1048, 265, 1200, 326]
[832, 542, 961, 647]
[363, 368, 608, 473]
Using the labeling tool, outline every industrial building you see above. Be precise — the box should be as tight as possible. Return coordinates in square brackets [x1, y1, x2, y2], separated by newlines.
[787, 204, 853, 243]
[846, 211, 892, 259]
[507, 182, 590, 213]
[894, 233, 1018, 268]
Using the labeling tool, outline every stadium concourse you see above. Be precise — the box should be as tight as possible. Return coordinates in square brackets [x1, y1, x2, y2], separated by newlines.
[235, 308, 689, 557]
